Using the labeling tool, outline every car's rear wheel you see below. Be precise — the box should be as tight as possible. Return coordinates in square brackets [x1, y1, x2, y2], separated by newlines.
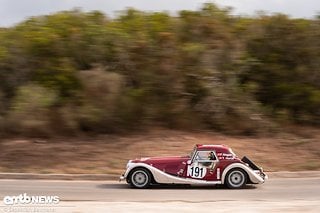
[225, 169, 247, 189]
[129, 168, 151, 189]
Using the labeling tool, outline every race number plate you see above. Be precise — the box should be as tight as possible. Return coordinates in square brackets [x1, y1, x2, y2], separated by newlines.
[187, 163, 207, 179]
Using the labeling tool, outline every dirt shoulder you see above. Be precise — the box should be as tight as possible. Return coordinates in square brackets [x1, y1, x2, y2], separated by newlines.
[0, 128, 320, 175]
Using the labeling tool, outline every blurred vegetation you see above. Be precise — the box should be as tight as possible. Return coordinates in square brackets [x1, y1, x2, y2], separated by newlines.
[0, 3, 319, 136]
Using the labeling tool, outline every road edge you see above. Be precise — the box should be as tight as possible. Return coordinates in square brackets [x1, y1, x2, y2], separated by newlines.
[0, 171, 320, 180]
[0, 173, 118, 180]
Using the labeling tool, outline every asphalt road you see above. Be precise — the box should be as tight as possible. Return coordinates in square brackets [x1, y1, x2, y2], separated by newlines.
[0, 177, 320, 212]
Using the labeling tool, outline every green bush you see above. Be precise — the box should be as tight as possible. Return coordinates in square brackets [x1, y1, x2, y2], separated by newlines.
[0, 4, 319, 136]
[76, 67, 124, 132]
[6, 84, 57, 136]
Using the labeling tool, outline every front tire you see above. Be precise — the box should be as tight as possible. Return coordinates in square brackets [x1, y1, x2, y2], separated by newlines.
[225, 169, 247, 189]
[129, 168, 151, 189]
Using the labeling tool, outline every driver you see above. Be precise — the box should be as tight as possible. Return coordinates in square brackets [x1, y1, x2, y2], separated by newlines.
[208, 151, 215, 160]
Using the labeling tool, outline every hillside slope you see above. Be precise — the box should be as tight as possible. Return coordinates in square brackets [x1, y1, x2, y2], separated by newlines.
[1, 128, 319, 174]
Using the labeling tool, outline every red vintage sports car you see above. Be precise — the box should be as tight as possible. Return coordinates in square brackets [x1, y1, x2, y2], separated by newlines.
[120, 144, 267, 189]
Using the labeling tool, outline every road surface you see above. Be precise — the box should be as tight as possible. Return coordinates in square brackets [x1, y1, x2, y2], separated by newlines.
[0, 177, 319, 212]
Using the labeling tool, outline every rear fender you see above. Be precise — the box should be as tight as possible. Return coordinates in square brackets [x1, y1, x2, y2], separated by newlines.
[221, 163, 265, 184]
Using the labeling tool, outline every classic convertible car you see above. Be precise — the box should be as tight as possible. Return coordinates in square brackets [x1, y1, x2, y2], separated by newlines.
[120, 144, 267, 189]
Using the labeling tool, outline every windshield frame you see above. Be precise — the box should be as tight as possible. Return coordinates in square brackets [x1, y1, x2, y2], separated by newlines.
[189, 146, 197, 159]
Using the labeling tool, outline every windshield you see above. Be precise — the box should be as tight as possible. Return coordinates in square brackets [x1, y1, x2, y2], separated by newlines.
[229, 148, 237, 157]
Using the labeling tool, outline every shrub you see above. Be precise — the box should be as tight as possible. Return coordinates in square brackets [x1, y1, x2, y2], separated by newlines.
[6, 84, 57, 137]
[76, 67, 124, 132]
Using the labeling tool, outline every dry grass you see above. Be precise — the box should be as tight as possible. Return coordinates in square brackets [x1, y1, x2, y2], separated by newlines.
[0, 128, 320, 175]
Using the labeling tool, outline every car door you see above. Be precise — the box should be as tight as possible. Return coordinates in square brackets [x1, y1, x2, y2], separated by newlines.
[186, 150, 219, 181]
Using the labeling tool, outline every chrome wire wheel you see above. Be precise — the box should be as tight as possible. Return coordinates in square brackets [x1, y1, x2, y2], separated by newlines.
[226, 169, 246, 189]
[130, 169, 151, 188]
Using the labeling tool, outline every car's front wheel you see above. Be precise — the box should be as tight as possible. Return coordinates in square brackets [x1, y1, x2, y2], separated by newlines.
[225, 168, 247, 189]
[129, 168, 151, 188]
